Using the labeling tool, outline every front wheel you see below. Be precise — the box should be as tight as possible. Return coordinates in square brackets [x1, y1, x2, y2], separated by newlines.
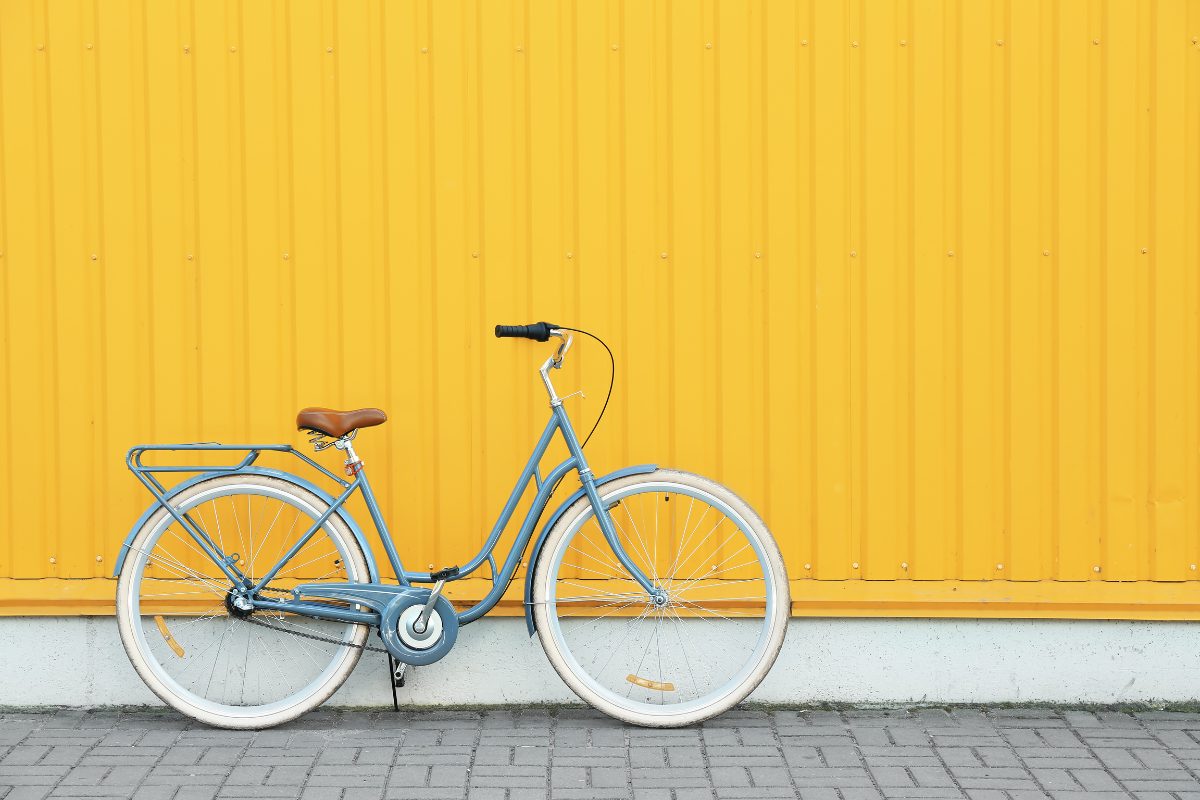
[532, 470, 789, 727]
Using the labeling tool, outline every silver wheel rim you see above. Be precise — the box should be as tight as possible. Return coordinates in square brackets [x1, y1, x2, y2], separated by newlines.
[123, 483, 364, 720]
[544, 481, 780, 719]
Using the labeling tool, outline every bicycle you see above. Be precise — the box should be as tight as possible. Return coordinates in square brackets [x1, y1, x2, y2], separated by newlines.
[115, 323, 790, 729]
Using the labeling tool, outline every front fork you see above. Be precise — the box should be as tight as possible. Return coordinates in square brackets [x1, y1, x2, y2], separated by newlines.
[581, 475, 665, 604]
[553, 406, 665, 605]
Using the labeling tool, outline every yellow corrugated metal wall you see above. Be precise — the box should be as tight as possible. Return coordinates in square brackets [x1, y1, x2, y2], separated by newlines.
[1, 0, 1198, 617]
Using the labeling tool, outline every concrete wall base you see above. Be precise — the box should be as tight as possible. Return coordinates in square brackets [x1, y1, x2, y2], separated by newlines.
[4, 617, 1196, 708]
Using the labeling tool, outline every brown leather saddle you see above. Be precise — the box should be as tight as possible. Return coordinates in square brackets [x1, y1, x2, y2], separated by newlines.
[296, 407, 387, 439]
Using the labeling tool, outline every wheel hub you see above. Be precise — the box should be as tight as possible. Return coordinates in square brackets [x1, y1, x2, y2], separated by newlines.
[397, 604, 443, 650]
[224, 589, 254, 619]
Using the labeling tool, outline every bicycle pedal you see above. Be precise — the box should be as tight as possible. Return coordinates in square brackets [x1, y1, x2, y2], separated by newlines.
[430, 565, 460, 582]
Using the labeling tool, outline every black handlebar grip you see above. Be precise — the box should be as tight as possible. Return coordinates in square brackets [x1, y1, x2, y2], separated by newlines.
[494, 322, 558, 342]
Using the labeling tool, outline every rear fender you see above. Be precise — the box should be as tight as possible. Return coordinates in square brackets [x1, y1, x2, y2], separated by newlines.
[523, 464, 657, 635]
[113, 467, 381, 583]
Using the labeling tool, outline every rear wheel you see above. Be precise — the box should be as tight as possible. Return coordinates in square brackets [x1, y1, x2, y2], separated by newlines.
[116, 474, 370, 729]
[532, 470, 789, 727]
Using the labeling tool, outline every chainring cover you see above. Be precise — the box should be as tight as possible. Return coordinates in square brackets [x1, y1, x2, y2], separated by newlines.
[379, 590, 459, 665]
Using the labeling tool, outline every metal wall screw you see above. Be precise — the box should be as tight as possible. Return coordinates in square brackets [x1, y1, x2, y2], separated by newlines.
[1140, 247, 1148, 254]
[95, 555, 103, 562]
[1093, 38, 1101, 45]
[901, 562, 909, 569]
[800, 39, 809, 46]
[803, 563, 812, 570]
[186, 254, 194, 261]
[849, 250, 857, 258]
[49, 557, 56, 564]
[660, 252, 668, 259]
[327, 46, 334, 53]
[282, 251, 289, 260]
[471, 251, 480, 258]
[851, 561, 860, 569]
[515, 45, 523, 52]
[1043, 250, 1050, 256]
[229, 45, 237, 53]
[947, 250, 955, 257]
[183, 45, 190, 54]
[705, 42, 713, 49]
[611, 43, 619, 51]
[36, 43, 45, 51]
[90, 253, 98, 261]
[996, 39, 1005, 46]
[1093, 565, 1101, 572]
[851, 40, 859, 48]
[86, 43, 93, 50]
[755, 251, 762, 259]
[900, 39, 908, 46]
[1191, 564, 1197, 570]
[420, 47, 428, 54]
[996, 562, 1004, 570]
[565, 251, 573, 259]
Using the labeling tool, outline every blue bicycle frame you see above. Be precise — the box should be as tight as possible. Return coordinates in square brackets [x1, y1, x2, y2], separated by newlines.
[120, 394, 659, 633]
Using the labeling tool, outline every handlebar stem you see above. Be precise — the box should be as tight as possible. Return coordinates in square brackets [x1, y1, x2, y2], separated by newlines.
[539, 330, 573, 406]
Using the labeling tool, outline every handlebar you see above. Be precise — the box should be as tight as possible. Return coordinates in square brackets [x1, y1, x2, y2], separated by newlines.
[495, 322, 574, 402]
[494, 322, 558, 342]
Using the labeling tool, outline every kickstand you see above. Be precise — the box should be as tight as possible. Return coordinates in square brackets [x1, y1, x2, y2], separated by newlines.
[387, 653, 406, 712]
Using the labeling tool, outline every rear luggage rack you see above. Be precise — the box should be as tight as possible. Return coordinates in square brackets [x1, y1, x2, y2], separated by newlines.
[128, 442, 348, 500]
[124, 444, 352, 586]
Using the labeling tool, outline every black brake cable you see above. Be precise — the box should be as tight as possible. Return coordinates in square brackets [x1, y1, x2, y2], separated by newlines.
[554, 327, 615, 451]
[541, 326, 612, 500]
[543, 326, 614, 501]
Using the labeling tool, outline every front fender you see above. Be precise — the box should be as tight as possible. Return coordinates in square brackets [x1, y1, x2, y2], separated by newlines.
[524, 464, 657, 635]
[113, 467, 382, 583]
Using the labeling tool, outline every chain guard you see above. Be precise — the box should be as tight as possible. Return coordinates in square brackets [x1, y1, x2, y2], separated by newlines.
[245, 583, 459, 664]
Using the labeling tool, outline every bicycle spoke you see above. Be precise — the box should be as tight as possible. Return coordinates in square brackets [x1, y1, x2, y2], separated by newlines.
[672, 551, 759, 595]
[616, 506, 657, 580]
[561, 599, 643, 634]
[663, 502, 709, 581]
[276, 547, 339, 579]
[666, 605, 701, 694]
[249, 501, 286, 575]
[229, 496, 248, 568]
[129, 546, 229, 596]
[669, 518, 734, 588]
[566, 543, 626, 578]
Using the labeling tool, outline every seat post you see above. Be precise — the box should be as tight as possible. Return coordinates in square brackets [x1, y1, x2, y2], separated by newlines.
[334, 435, 364, 477]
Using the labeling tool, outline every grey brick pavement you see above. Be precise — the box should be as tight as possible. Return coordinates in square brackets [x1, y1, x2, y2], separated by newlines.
[3, 707, 1200, 799]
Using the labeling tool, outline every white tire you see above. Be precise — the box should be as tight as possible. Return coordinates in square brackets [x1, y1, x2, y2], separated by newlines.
[532, 469, 789, 727]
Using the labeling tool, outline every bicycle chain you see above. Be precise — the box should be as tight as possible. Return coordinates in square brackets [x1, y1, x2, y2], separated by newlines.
[242, 586, 388, 654]
[242, 613, 388, 653]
